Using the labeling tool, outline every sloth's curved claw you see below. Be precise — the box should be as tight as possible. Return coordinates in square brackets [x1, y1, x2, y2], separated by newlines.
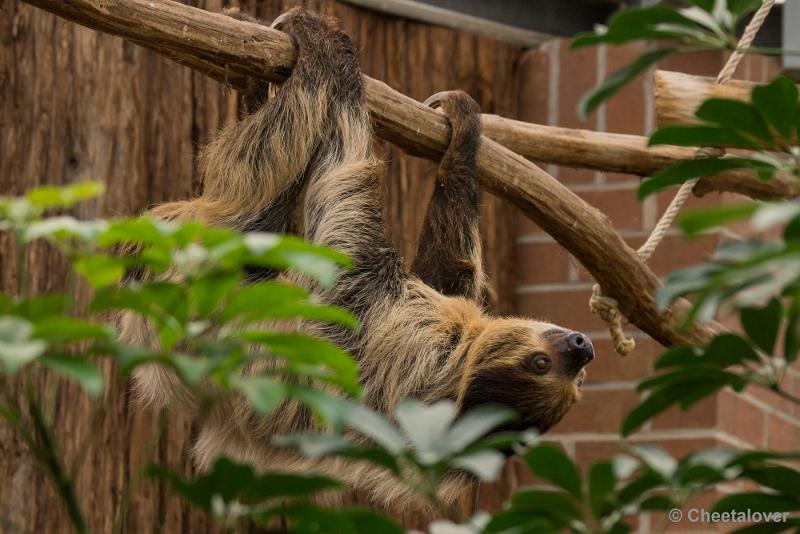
[423, 91, 453, 112]
[270, 12, 291, 31]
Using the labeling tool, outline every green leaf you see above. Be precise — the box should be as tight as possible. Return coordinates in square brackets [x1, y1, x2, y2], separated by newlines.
[148, 457, 341, 510]
[343, 404, 406, 454]
[233, 376, 286, 416]
[633, 445, 677, 481]
[579, 48, 676, 118]
[26, 182, 104, 208]
[695, 99, 774, 144]
[588, 461, 616, 517]
[484, 510, 563, 534]
[222, 283, 357, 329]
[623, 387, 682, 436]
[784, 300, 800, 363]
[649, 125, 759, 149]
[274, 433, 400, 474]
[617, 471, 664, 504]
[728, 0, 762, 17]
[443, 404, 516, 455]
[189, 271, 241, 318]
[712, 492, 800, 514]
[73, 255, 127, 288]
[40, 355, 104, 396]
[639, 158, 763, 199]
[24, 217, 108, 243]
[700, 333, 760, 367]
[257, 504, 403, 534]
[744, 465, 800, 495]
[32, 317, 112, 344]
[638, 495, 674, 510]
[678, 203, 757, 235]
[0, 316, 47, 373]
[740, 298, 782, 355]
[291, 387, 349, 428]
[572, 6, 700, 47]
[751, 76, 799, 142]
[523, 444, 582, 499]
[451, 449, 506, 481]
[509, 489, 582, 522]
[395, 400, 458, 465]
[244, 332, 360, 395]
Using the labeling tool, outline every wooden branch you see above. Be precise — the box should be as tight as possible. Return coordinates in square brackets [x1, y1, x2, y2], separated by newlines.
[22, 0, 723, 348]
[481, 116, 800, 199]
[654, 70, 756, 127]
[653, 70, 800, 197]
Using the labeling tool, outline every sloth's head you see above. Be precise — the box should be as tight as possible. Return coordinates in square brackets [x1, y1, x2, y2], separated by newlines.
[457, 318, 594, 434]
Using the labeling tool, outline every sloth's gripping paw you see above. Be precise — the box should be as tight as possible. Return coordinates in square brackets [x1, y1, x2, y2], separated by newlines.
[425, 90, 482, 185]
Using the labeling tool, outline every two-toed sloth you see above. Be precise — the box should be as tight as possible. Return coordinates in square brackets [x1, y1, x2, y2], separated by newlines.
[123, 8, 594, 515]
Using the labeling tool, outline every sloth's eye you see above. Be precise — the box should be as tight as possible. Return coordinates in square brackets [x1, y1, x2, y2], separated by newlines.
[528, 354, 551, 375]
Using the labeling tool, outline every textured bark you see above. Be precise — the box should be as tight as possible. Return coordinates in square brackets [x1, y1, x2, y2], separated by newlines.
[0, 1, 519, 531]
[653, 69, 799, 197]
[482, 115, 800, 199]
[654, 69, 759, 127]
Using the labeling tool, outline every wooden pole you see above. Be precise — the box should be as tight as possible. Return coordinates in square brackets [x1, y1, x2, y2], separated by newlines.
[654, 70, 757, 127]
[21, 0, 723, 348]
[481, 115, 799, 199]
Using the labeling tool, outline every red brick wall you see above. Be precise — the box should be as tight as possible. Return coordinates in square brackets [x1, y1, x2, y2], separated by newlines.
[512, 42, 800, 532]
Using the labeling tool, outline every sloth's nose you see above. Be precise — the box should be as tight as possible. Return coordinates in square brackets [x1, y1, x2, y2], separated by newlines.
[566, 332, 594, 366]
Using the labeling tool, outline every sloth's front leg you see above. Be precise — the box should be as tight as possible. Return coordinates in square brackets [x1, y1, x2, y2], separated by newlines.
[411, 91, 485, 302]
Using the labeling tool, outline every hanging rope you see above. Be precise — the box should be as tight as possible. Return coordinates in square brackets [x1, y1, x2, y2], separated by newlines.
[590, 0, 776, 357]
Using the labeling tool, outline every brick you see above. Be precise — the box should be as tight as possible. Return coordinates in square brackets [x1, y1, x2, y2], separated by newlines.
[733, 53, 755, 82]
[573, 440, 624, 468]
[513, 442, 569, 486]
[515, 241, 572, 285]
[573, 437, 720, 470]
[766, 413, 800, 451]
[550, 387, 640, 433]
[646, 233, 721, 277]
[748, 385, 794, 416]
[580, 186, 645, 230]
[651, 395, 718, 431]
[573, 232, 719, 283]
[583, 336, 658, 384]
[602, 233, 721, 279]
[656, 188, 722, 214]
[515, 287, 608, 333]
[558, 40, 598, 130]
[606, 43, 648, 136]
[514, 209, 544, 237]
[718, 391, 766, 447]
[602, 171, 642, 184]
[558, 166, 597, 184]
[658, 50, 724, 78]
[517, 45, 552, 125]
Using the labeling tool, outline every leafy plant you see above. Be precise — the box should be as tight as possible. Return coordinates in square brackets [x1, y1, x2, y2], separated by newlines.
[572, 0, 782, 116]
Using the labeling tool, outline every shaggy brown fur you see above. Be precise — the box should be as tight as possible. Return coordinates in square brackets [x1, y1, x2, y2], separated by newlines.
[123, 8, 594, 516]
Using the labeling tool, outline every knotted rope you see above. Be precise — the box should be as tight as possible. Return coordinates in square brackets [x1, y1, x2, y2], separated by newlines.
[590, 0, 776, 357]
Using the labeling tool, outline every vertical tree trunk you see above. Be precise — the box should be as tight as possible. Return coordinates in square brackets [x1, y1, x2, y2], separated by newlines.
[0, 1, 519, 530]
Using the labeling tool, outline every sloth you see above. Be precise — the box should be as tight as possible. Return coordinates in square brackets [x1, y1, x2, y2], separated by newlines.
[122, 7, 594, 514]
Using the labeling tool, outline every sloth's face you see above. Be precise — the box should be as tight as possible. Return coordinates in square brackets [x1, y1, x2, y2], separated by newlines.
[457, 319, 594, 434]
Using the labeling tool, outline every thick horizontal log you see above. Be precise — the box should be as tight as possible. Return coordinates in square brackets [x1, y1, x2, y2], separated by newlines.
[21, 0, 722, 348]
